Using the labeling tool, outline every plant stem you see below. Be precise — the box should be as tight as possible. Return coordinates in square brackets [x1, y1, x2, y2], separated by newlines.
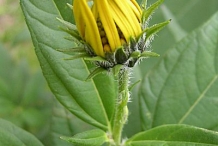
[112, 67, 130, 145]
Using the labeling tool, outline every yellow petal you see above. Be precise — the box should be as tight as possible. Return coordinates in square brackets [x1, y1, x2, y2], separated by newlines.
[116, 0, 141, 36]
[73, 0, 85, 37]
[129, 0, 142, 15]
[127, 0, 142, 21]
[108, 0, 134, 41]
[73, 0, 104, 57]
[109, 0, 141, 41]
[96, 0, 121, 52]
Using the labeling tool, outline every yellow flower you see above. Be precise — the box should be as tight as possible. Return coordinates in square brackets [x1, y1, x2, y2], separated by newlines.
[58, 0, 169, 69]
[73, 0, 142, 58]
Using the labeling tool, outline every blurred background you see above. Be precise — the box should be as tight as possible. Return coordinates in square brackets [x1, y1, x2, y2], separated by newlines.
[0, 0, 218, 145]
[0, 0, 53, 144]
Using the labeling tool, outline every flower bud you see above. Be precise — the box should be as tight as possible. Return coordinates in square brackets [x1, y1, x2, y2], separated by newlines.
[73, 0, 142, 58]
[56, 0, 170, 69]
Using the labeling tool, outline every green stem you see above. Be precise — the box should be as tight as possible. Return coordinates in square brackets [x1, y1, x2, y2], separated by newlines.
[112, 67, 130, 145]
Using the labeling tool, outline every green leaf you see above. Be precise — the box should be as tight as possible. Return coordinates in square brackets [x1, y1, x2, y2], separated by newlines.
[139, 11, 218, 130]
[20, 0, 116, 131]
[126, 124, 218, 146]
[0, 118, 43, 146]
[61, 129, 108, 146]
[138, 0, 218, 76]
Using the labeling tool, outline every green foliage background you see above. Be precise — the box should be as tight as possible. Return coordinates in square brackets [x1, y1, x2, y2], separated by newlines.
[0, 0, 218, 145]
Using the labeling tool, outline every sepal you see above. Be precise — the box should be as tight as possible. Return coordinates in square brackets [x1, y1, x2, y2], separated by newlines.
[129, 37, 138, 51]
[130, 50, 159, 60]
[141, 51, 160, 58]
[56, 17, 77, 31]
[141, 0, 164, 24]
[130, 51, 141, 58]
[86, 67, 106, 81]
[66, 3, 73, 10]
[59, 26, 81, 41]
[57, 18, 82, 40]
[144, 19, 171, 42]
[63, 36, 80, 43]
[115, 47, 128, 64]
[140, 0, 147, 10]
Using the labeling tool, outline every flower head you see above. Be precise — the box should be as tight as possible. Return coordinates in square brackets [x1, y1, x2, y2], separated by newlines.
[73, 0, 142, 58]
[58, 0, 170, 70]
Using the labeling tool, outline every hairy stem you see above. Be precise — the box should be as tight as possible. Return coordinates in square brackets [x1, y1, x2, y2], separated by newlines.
[112, 67, 130, 145]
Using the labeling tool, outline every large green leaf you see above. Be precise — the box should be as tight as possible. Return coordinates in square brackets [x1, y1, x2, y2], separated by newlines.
[125, 124, 218, 146]
[20, 0, 116, 131]
[139, 11, 218, 130]
[138, 0, 218, 75]
[0, 118, 43, 146]
[125, 0, 218, 139]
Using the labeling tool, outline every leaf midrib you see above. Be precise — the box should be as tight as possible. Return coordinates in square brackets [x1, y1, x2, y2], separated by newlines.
[178, 73, 218, 123]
